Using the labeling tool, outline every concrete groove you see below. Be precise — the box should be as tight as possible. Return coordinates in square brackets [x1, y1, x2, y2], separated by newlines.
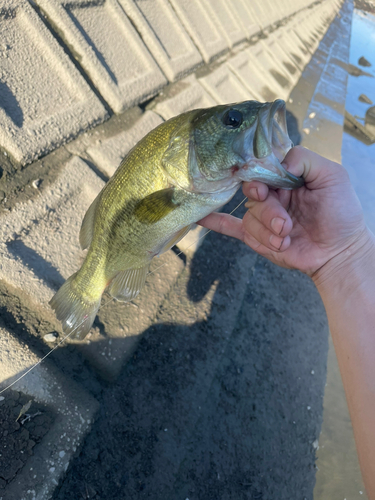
[167, 0, 230, 64]
[33, 0, 168, 114]
[27, 0, 114, 117]
[0, 0, 108, 165]
[117, 0, 203, 81]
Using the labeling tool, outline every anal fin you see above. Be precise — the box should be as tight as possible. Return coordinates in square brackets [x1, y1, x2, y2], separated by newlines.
[108, 226, 192, 302]
[109, 266, 148, 302]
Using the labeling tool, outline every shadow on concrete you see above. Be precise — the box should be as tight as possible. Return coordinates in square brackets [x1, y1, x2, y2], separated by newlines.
[65, 6, 118, 86]
[2, 252, 329, 500]
[0, 81, 24, 128]
[49, 189, 328, 499]
[6, 239, 65, 290]
[3, 250, 329, 500]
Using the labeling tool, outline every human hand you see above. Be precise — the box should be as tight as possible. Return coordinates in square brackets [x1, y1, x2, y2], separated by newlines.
[199, 146, 370, 278]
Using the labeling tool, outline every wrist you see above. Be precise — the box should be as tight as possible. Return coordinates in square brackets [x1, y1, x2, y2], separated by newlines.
[312, 229, 375, 299]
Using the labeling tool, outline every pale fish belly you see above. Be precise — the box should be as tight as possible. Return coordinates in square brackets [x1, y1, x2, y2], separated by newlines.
[146, 184, 241, 258]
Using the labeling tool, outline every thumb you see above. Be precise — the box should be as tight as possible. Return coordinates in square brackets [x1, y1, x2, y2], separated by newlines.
[282, 146, 345, 189]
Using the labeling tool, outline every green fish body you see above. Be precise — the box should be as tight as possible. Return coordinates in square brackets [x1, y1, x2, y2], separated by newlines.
[50, 100, 303, 339]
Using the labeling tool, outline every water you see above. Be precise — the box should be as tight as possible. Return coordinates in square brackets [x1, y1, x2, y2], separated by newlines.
[314, 7, 375, 500]
[342, 9, 375, 235]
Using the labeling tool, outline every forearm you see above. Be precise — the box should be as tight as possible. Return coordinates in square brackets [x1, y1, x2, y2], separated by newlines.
[313, 231, 375, 499]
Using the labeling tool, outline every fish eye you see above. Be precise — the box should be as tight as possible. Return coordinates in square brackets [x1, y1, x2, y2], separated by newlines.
[223, 109, 243, 129]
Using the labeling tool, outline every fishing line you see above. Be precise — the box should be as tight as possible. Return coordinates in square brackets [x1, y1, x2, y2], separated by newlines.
[0, 296, 118, 395]
[0, 197, 247, 395]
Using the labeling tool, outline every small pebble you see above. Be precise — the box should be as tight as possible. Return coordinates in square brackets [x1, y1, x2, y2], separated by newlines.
[359, 93, 373, 104]
[311, 370, 315, 375]
[309, 112, 316, 119]
[0, 396, 4, 402]
[307, 406, 311, 410]
[44, 333, 57, 343]
[303, 128, 310, 135]
[358, 56, 371, 67]
[32, 179, 41, 189]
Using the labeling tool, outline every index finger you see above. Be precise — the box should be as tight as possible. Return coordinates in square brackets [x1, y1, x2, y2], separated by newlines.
[198, 212, 245, 242]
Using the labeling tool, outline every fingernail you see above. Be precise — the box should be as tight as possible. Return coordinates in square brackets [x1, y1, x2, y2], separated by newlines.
[271, 217, 285, 235]
[270, 234, 284, 250]
[248, 187, 259, 200]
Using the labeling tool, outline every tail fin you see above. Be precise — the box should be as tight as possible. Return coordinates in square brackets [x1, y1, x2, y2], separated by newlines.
[49, 272, 101, 340]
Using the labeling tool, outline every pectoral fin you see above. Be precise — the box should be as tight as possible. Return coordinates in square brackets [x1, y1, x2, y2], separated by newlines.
[109, 266, 148, 302]
[133, 188, 180, 224]
[80, 193, 101, 250]
[157, 225, 192, 255]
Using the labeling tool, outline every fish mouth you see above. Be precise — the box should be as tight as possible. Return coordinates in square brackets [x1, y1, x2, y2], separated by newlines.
[234, 99, 304, 189]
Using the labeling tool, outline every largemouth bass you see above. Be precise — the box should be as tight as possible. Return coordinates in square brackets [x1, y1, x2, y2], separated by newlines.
[50, 100, 303, 339]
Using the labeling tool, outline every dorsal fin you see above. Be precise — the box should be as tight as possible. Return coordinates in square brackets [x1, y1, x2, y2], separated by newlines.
[109, 266, 148, 302]
[79, 193, 101, 250]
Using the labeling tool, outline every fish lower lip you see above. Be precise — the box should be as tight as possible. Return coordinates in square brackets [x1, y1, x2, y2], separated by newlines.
[284, 170, 305, 188]
[238, 156, 304, 189]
